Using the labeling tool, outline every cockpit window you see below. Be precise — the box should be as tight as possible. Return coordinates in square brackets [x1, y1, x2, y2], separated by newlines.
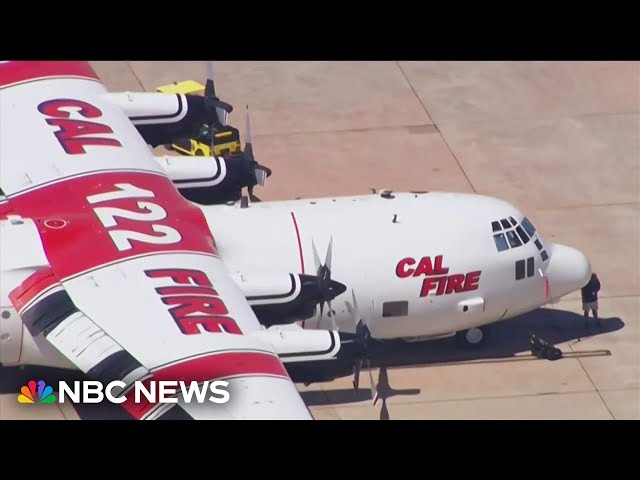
[521, 217, 536, 237]
[515, 225, 530, 244]
[491, 216, 538, 253]
[493, 233, 509, 251]
[505, 230, 522, 248]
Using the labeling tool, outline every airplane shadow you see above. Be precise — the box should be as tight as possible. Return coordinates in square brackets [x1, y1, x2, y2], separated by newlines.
[302, 365, 420, 420]
[299, 307, 624, 418]
[367, 306, 622, 367]
[0, 307, 624, 420]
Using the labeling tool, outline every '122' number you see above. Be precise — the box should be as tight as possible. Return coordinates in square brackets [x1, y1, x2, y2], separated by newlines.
[86, 183, 182, 251]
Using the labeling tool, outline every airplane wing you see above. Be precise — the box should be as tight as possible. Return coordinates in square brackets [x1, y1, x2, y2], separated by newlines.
[0, 61, 313, 420]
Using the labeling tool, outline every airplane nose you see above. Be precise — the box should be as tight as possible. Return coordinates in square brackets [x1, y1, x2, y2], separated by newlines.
[545, 243, 592, 301]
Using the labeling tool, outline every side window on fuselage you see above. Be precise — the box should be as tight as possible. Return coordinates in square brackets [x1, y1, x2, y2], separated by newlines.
[515, 260, 525, 280]
[515, 257, 535, 280]
[527, 257, 535, 277]
[382, 301, 409, 318]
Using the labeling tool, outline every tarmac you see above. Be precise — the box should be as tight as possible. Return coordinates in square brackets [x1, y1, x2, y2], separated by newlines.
[0, 61, 638, 420]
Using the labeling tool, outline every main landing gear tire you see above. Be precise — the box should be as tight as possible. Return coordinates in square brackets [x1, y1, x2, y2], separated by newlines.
[455, 326, 489, 348]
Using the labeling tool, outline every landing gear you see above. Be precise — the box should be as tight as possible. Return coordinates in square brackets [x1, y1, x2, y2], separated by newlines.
[455, 326, 489, 348]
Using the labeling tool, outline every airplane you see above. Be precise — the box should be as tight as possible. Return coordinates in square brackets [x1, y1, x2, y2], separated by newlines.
[0, 60, 377, 420]
[0, 61, 594, 419]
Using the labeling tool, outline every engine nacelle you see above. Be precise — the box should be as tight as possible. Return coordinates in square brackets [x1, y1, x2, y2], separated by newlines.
[230, 272, 347, 327]
[254, 324, 371, 385]
[253, 326, 341, 362]
[154, 155, 227, 189]
[153, 155, 262, 205]
[103, 92, 213, 147]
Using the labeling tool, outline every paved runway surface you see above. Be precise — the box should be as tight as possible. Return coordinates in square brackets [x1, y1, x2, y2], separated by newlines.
[1, 61, 638, 420]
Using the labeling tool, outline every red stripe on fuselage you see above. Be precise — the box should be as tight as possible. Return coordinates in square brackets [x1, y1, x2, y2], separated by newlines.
[121, 351, 290, 420]
[291, 211, 307, 328]
[0, 61, 99, 89]
[290, 212, 305, 274]
[8, 171, 219, 280]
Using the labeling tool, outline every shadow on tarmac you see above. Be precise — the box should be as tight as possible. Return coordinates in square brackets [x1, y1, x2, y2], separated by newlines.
[0, 307, 623, 420]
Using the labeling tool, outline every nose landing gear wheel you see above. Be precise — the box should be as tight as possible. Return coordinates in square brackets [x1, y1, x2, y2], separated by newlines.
[455, 326, 489, 348]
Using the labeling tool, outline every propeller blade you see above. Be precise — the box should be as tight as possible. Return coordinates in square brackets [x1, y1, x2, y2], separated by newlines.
[244, 104, 255, 159]
[351, 290, 361, 325]
[352, 358, 362, 392]
[206, 61, 214, 86]
[345, 300, 353, 317]
[368, 361, 378, 406]
[255, 167, 268, 187]
[205, 61, 216, 98]
[325, 237, 333, 272]
[312, 240, 322, 275]
[245, 105, 252, 144]
[217, 107, 228, 126]
[328, 300, 338, 331]
[202, 60, 231, 128]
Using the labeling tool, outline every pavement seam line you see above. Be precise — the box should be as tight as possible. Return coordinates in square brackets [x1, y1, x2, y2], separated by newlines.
[326, 388, 606, 411]
[394, 61, 477, 193]
[126, 62, 146, 92]
[563, 318, 617, 420]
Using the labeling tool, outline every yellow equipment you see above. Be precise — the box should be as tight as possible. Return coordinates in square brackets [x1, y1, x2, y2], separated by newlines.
[156, 80, 242, 157]
[156, 80, 206, 96]
[169, 127, 242, 157]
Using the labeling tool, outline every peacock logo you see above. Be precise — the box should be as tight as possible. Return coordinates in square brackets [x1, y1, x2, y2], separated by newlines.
[18, 380, 57, 404]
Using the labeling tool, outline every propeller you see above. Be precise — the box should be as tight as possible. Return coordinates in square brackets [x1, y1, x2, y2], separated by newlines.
[311, 237, 340, 330]
[344, 289, 378, 405]
[200, 62, 272, 203]
[203, 61, 233, 130]
[243, 105, 272, 202]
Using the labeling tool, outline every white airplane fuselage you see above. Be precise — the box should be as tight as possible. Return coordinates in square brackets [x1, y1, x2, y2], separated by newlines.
[200, 191, 591, 339]
[0, 191, 592, 372]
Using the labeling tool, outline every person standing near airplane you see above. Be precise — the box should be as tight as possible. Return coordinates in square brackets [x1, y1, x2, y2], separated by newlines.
[582, 273, 601, 327]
